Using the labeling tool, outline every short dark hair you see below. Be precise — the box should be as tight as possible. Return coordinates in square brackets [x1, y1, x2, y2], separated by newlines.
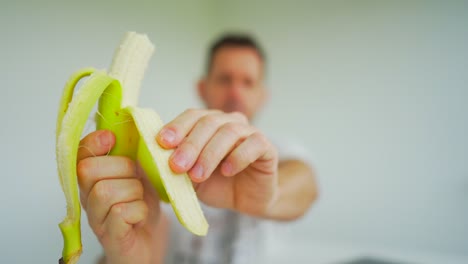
[205, 33, 266, 75]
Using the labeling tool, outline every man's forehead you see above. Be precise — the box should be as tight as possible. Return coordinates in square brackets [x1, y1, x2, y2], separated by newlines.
[211, 47, 264, 75]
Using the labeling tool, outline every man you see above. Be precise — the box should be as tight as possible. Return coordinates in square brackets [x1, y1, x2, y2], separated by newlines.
[78, 34, 318, 264]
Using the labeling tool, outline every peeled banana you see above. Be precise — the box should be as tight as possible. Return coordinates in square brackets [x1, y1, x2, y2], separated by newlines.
[56, 32, 208, 264]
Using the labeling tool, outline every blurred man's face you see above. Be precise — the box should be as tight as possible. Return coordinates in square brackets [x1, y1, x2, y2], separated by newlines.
[198, 47, 266, 120]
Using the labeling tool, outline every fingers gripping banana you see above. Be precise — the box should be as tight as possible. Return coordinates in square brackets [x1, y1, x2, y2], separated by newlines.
[56, 32, 208, 264]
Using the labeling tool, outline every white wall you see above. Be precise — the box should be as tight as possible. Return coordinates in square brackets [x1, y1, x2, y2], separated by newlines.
[1, 1, 467, 263]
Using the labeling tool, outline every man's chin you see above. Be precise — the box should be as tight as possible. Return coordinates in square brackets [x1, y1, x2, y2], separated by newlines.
[224, 107, 246, 114]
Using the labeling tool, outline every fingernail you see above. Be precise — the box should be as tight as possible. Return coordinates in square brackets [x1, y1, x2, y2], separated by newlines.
[191, 163, 204, 180]
[159, 128, 176, 144]
[172, 150, 189, 169]
[98, 131, 112, 147]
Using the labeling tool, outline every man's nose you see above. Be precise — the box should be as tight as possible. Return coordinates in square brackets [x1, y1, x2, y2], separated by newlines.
[228, 83, 244, 101]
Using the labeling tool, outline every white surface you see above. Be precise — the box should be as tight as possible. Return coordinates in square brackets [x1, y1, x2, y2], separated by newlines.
[1, 1, 467, 263]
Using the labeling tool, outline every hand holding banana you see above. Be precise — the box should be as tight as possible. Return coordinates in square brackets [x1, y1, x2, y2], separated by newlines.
[77, 108, 280, 263]
[77, 130, 162, 264]
[56, 32, 279, 263]
[157, 109, 279, 217]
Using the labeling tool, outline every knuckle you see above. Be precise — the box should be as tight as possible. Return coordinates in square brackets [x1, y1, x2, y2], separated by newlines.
[234, 147, 250, 163]
[230, 111, 248, 123]
[132, 180, 144, 198]
[199, 114, 219, 127]
[221, 122, 242, 138]
[181, 138, 199, 156]
[77, 158, 92, 183]
[122, 157, 136, 175]
[184, 108, 199, 116]
[109, 203, 124, 216]
[252, 131, 268, 146]
[93, 180, 112, 202]
[200, 147, 217, 162]
[211, 109, 223, 115]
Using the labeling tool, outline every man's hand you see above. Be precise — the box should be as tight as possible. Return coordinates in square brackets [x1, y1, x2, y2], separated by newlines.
[77, 130, 163, 264]
[156, 109, 279, 217]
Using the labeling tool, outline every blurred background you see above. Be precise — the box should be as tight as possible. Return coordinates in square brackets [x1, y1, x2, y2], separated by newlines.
[1, 0, 467, 263]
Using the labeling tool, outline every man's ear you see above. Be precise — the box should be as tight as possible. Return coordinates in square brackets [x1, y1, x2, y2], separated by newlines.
[197, 78, 206, 101]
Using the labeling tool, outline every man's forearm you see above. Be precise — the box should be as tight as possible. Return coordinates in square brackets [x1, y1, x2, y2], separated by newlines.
[264, 160, 318, 221]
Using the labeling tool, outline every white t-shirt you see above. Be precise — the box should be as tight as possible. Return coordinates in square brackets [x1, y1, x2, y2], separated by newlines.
[163, 136, 313, 264]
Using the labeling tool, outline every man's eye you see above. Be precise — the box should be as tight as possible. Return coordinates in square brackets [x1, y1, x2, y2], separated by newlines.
[218, 75, 231, 86]
[243, 79, 254, 89]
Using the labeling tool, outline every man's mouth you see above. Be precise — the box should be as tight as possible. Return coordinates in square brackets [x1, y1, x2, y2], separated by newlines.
[223, 100, 245, 113]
